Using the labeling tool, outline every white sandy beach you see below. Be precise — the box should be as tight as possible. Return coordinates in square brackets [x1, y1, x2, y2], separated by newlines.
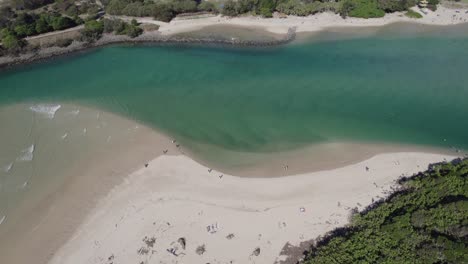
[117, 6, 468, 36]
[50, 152, 456, 264]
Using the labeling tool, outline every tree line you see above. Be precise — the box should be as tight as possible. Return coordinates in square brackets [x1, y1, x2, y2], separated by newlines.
[302, 158, 468, 263]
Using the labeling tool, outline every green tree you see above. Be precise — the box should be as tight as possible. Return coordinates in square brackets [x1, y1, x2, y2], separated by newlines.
[198, 0, 218, 12]
[35, 15, 52, 34]
[377, 0, 417, 12]
[14, 24, 36, 37]
[150, 3, 175, 22]
[171, 0, 198, 13]
[221, 0, 239, 16]
[259, 6, 273, 17]
[1, 33, 25, 51]
[81, 19, 104, 41]
[125, 24, 142, 38]
[50, 16, 76, 31]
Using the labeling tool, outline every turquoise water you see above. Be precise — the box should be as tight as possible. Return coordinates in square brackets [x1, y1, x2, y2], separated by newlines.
[1, 25, 468, 156]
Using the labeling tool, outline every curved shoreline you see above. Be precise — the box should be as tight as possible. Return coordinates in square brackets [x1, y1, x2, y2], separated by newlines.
[49, 152, 459, 264]
[1, 6, 467, 70]
[0, 27, 296, 71]
[0, 103, 463, 264]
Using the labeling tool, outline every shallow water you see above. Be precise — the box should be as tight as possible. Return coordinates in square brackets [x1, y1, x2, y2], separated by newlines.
[0, 23, 467, 263]
[1, 24, 467, 158]
[1, 23, 468, 228]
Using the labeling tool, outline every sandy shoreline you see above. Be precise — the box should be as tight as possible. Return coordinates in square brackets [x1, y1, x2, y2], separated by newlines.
[49, 152, 457, 264]
[0, 104, 463, 264]
[154, 6, 468, 35]
[1, 6, 467, 69]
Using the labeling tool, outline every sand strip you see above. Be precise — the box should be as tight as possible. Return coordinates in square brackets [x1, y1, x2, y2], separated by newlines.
[124, 7, 468, 36]
[50, 152, 456, 264]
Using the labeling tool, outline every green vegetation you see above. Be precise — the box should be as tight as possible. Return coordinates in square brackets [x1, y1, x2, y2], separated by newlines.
[103, 18, 143, 38]
[303, 159, 468, 264]
[0, 28, 25, 51]
[276, 0, 340, 16]
[0, 0, 438, 56]
[80, 19, 103, 41]
[342, 0, 385, 18]
[105, 0, 217, 22]
[218, 0, 426, 19]
[378, 0, 417, 12]
[405, 9, 423, 18]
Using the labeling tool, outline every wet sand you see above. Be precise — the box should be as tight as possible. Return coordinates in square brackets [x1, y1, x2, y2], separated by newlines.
[0, 103, 462, 264]
[0, 103, 179, 264]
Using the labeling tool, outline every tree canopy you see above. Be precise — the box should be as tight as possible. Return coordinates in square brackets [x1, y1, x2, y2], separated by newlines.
[303, 159, 468, 264]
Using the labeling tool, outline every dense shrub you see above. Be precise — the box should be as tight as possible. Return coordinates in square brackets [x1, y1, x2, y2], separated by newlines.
[102, 18, 142, 38]
[346, 0, 385, 18]
[303, 159, 468, 264]
[81, 19, 104, 41]
[10, 0, 54, 10]
[198, 1, 218, 12]
[0, 29, 26, 51]
[105, 0, 201, 21]
[221, 0, 239, 16]
[377, 0, 417, 12]
[277, 0, 309, 15]
[277, 0, 340, 16]
[259, 6, 273, 17]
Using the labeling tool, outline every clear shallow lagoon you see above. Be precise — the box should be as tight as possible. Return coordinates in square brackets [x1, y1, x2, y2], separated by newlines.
[1, 23, 468, 156]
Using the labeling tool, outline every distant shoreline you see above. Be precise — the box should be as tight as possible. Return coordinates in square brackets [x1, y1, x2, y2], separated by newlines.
[0, 27, 296, 71]
[1, 6, 467, 70]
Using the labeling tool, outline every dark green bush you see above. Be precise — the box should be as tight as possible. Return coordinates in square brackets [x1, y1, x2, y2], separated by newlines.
[348, 0, 385, 18]
[378, 0, 417, 12]
[81, 19, 104, 41]
[303, 159, 468, 264]
[198, 1, 218, 12]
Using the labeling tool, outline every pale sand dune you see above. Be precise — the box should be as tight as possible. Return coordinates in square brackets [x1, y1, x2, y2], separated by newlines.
[122, 6, 468, 36]
[50, 152, 456, 264]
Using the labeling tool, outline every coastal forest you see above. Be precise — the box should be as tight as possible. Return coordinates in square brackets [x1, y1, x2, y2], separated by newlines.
[0, 0, 441, 55]
[303, 159, 468, 264]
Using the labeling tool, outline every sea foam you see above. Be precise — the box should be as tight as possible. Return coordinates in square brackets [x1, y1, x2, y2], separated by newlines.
[29, 104, 61, 119]
[17, 145, 35, 162]
[3, 162, 13, 173]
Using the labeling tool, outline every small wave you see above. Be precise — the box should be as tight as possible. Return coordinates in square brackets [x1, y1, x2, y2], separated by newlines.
[17, 144, 35, 162]
[3, 162, 13, 173]
[0, 215, 5, 225]
[29, 104, 61, 119]
[21, 181, 28, 189]
[61, 133, 68, 140]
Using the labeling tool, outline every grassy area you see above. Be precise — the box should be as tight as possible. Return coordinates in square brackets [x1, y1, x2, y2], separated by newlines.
[303, 159, 468, 264]
[405, 9, 423, 18]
